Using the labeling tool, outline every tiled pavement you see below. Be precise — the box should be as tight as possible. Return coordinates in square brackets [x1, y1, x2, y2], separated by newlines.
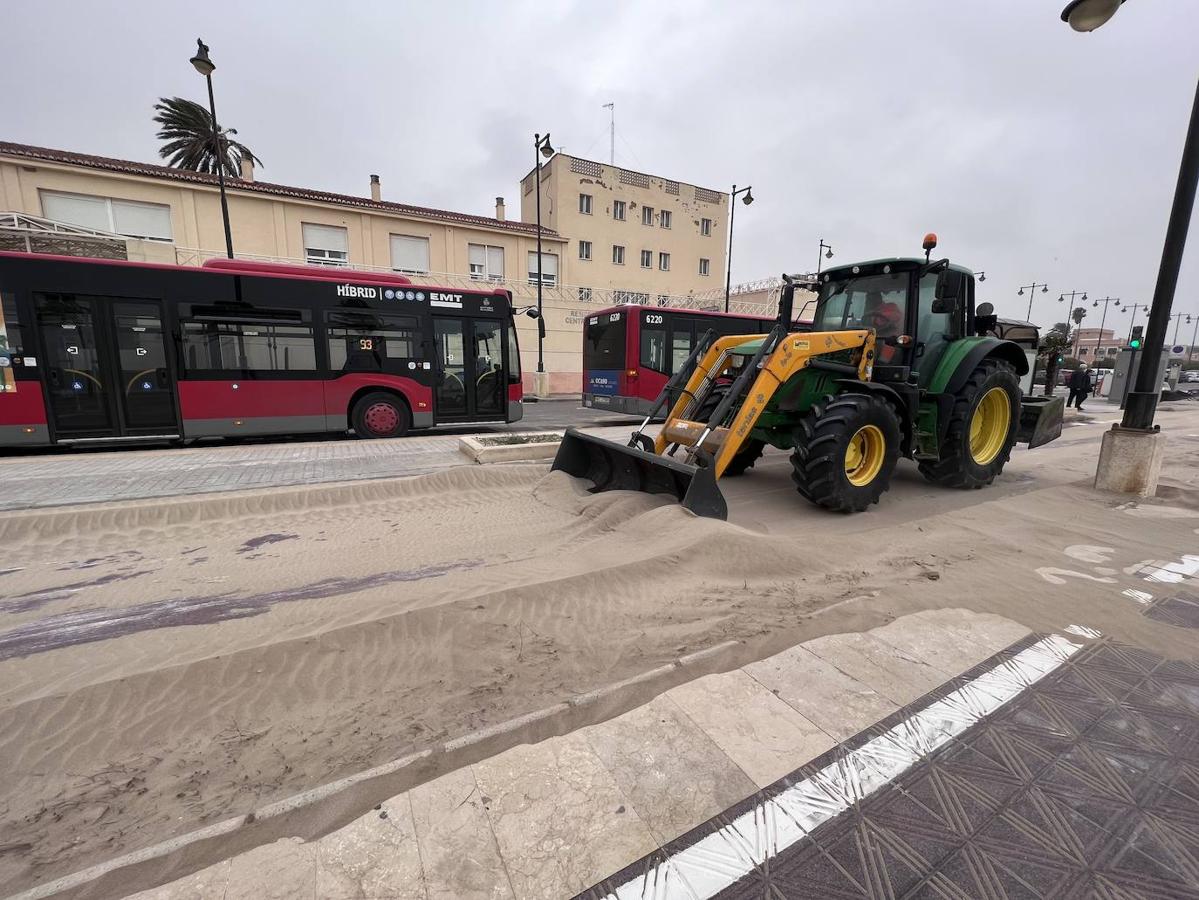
[119, 608, 1034, 900]
[587, 633, 1199, 900]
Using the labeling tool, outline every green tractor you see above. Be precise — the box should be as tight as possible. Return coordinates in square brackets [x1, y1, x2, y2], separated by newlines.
[553, 235, 1064, 518]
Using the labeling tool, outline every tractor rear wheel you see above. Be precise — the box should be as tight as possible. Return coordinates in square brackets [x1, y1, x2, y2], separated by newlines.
[918, 359, 1020, 489]
[791, 393, 901, 512]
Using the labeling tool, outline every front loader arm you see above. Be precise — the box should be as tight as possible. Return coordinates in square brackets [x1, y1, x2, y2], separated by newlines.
[656, 329, 877, 478]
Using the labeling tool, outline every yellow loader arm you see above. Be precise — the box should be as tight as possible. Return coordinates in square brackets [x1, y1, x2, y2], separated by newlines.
[656, 329, 877, 478]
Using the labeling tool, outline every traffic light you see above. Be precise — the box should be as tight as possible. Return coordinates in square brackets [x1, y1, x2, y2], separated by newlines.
[1056, 355, 1065, 365]
[1129, 325, 1143, 349]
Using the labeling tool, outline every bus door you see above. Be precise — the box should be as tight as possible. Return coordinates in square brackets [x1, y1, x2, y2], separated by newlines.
[433, 317, 505, 421]
[35, 294, 178, 440]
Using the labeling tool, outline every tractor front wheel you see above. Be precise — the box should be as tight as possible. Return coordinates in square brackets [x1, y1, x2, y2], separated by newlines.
[791, 393, 901, 512]
[919, 359, 1020, 489]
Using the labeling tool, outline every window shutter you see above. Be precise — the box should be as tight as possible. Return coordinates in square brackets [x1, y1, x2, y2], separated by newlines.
[390, 234, 430, 272]
[469, 244, 486, 268]
[111, 200, 173, 240]
[41, 192, 111, 232]
[303, 223, 349, 252]
[487, 246, 504, 277]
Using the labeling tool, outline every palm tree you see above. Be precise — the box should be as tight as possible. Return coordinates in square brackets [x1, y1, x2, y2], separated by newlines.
[153, 97, 263, 177]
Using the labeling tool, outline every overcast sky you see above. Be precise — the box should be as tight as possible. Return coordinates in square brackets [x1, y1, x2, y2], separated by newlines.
[3, 1, 1197, 336]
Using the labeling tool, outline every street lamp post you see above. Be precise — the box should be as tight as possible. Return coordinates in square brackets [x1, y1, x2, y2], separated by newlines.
[1189, 314, 1199, 362]
[1090, 296, 1120, 365]
[1126, 303, 1148, 341]
[1062, 1, 1199, 430]
[189, 39, 234, 260]
[1017, 281, 1050, 321]
[723, 184, 754, 313]
[1057, 290, 1089, 356]
[532, 132, 554, 375]
[817, 239, 834, 276]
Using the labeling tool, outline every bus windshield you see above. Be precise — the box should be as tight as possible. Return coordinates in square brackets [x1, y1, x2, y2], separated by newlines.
[584, 313, 626, 370]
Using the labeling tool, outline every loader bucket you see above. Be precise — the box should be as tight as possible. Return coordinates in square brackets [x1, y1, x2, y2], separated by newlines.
[1016, 395, 1064, 449]
[551, 427, 728, 520]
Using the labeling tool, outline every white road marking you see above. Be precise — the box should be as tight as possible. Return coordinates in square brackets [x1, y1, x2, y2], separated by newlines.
[603, 634, 1084, 900]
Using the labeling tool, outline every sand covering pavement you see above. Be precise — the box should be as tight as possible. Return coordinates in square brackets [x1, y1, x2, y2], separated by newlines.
[2, 412, 1199, 895]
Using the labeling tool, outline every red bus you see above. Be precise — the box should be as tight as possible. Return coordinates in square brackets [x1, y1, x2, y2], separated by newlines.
[0, 252, 523, 448]
[582, 304, 772, 415]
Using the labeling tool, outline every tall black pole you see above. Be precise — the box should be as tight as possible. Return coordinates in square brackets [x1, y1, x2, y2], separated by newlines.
[534, 134, 544, 373]
[203, 71, 234, 260]
[1122, 75, 1199, 430]
[724, 184, 736, 314]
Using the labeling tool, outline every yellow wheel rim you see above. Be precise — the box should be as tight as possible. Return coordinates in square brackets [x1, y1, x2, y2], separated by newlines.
[844, 424, 886, 487]
[969, 387, 1012, 465]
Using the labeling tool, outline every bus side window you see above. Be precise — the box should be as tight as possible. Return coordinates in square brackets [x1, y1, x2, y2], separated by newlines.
[326, 312, 419, 371]
[669, 325, 694, 374]
[640, 325, 666, 372]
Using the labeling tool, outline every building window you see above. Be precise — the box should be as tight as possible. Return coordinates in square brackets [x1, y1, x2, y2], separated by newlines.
[390, 234, 430, 274]
[659, 252, 670, 271]
[302, 223, 349, 267]
[578, 287, 593, 302]
[660, 210, 672, 229]
[640, 249, 653, 269]
[579, 193, 593, 215]
[579, 240, 592, 261]
[613, 200, 626, 221]
[612, 245, 625, 265]
[699, 258, 711, 276]
[642, 206, 654, 226]
[701, 218, 712, 236]
[468, 244, 504, 281]
[1079, 348, 1089, 357]
[41, 190, 174, 241]
[527, 251, 558, 286]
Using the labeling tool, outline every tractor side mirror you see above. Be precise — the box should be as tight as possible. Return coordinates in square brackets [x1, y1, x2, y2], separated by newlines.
[932, 268, 966, 314]
[974, 301, 998, 336]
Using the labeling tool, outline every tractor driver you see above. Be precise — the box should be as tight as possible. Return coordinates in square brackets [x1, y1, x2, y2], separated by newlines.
[861, 291, 904, 363]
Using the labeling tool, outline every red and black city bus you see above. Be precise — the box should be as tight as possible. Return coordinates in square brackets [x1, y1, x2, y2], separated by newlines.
[0, 252, 522, 448]
[582, 304, 772, 415]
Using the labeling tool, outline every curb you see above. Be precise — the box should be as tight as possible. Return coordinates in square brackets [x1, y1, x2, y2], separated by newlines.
[12, 639, 744, 900]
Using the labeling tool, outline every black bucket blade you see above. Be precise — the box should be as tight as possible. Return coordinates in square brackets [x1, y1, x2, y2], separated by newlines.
[1017, 396, 1065, 449]
[551, 427, 728, 520]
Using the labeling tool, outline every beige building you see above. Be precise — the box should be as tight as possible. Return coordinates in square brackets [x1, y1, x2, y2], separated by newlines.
[0, 141, 767, 393]
[1071, 327, 1125, 363]
[520, 154, 728, 310]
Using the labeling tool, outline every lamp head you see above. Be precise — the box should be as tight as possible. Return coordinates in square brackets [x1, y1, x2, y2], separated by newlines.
[742, 188, 754, 205]
[190, 38, 215, 76]
[539, 134, 554, 158]
[1060, 0, 1124, 32]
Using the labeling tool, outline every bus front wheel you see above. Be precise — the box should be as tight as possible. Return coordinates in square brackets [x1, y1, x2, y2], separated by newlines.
[352, 392, 411, 439]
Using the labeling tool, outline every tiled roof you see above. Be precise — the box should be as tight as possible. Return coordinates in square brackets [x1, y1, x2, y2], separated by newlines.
[0, 141, 561, 239]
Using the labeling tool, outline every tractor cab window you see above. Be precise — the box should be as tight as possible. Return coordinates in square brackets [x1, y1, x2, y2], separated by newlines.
[813, 272, 908, 338]
[913, 272, 956, 385]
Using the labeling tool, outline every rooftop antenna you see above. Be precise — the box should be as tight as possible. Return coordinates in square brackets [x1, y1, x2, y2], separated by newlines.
[602, 102, 614, 164]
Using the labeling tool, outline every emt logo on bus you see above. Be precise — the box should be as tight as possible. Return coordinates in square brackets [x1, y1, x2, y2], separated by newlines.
[336, 284, 378, 299]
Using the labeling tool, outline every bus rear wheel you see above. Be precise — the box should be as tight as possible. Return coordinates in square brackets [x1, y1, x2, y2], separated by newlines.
[352, 392, 411, 439]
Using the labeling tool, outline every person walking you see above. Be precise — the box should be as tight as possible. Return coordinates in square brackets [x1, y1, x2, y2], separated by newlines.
[1067, 364, 1093, 411]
